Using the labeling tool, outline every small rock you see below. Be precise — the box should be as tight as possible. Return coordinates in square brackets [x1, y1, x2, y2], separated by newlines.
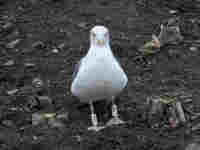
[77, 22, 88, 29]
[52, 48, 59, 53]
[183, 98, 193, 103]
[2, 120, 14, 127]
[56, 111, 68, 121]
[32, 41, 45, 49]
[6, 39, 21, 49]
[32, 113, 45, 125]
[3, 60, 15, 66]
[58, 43, 66, 50]
[24, 62, 36, 67]
[169, 10, 177, 14]
[17, 5, 24, 11]
[48, 118, 65, 128]
[7, 89, 19, 95]
[73, 135, 82, 142]
[32, 78, 44, 88]
[190, 47, 198, 52]
[192, 123, 200, 131]
[33, 136, 38, 140]
[195, 40, 200, 44]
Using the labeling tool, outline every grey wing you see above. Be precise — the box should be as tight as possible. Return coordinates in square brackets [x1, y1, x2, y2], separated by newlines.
[72, 58, 83, 83]
[113, 54, 122, 67]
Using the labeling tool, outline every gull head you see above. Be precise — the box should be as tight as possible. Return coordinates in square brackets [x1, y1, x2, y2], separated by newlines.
[90, 25, 110, 47]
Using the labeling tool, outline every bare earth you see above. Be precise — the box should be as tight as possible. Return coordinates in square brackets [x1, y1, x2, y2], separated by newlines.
[0, 0, 200, 150]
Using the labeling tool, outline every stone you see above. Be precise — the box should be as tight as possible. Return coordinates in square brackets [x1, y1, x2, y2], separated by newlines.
[32, 41, 45, 49]
[3, 60, 15, 66]
[6, 39, 21, 49]
[189, 47, 198, 52]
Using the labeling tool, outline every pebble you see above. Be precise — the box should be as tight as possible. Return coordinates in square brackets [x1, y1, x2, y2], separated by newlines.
[77, 22, 88, 29]
[33, 136, 38, 140]
[56, 112, 69, 121]
[52, 48, 59, 53]
[169, 10, 177, 14]
[24, 62, 36, 67]
[189, 46, 198, 52]
[32, 41, 45, 49]
[32, 78, 44, 88]
[2, 120, 14, 127]
[32, 113, 45, 126]
[7, 89, 19, 95]
[3, 60, 15, 66]
[6, 39, 21, 49]
[73, 135, 82, 142]
[48, 118, 65, 128]
[58, 43, 66, 50]
[2, 22, 13, 31]
[194, 40, 200, 43]
[192, 123, 200, 131]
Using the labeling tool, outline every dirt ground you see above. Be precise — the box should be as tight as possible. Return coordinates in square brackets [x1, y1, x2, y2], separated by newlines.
[0, 0, 200, 150]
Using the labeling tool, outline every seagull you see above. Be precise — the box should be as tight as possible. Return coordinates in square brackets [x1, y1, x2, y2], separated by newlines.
[71, 25, 128, 131]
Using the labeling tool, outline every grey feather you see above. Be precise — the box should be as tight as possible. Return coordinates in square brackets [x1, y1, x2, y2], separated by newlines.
[72, 58, 83, 83]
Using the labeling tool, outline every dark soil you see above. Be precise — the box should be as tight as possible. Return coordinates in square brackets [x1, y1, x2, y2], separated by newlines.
[0, 0, 200, 150]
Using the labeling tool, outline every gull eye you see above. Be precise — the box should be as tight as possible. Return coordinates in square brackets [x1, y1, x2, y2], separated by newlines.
[91, 32, 96, 38]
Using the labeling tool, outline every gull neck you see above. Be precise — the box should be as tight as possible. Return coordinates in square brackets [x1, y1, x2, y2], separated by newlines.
[87, 44, 113, 58]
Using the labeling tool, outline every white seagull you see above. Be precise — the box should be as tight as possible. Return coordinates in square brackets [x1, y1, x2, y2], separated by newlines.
[71, 25, 128, 131]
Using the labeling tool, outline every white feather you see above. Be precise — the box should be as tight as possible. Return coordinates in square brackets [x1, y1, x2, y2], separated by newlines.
[71, 26, 128, 102]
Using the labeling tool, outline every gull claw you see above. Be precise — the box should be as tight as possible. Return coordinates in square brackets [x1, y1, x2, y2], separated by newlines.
[106, 117, 125, 127]
[88, 126, 105, 132]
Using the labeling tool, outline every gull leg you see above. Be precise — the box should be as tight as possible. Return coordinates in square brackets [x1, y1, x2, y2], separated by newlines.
[106, 97, 125, 126]
[88, 101, 105, 131]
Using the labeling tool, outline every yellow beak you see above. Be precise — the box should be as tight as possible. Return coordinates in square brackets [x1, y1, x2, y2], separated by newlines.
[96, 39, 105, 45]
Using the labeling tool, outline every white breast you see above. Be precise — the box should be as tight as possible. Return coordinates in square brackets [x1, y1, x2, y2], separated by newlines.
[71, 47, 128, 102]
